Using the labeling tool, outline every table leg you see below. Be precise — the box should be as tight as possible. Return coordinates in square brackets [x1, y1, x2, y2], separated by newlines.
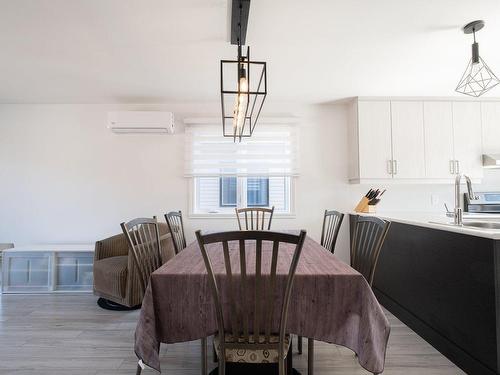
[307, 338, 314, 375]
[298, 335, 303, 354]
[201, 337, 207, 375]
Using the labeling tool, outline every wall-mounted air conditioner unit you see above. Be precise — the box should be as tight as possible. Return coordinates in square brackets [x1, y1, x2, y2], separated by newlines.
[107, 111, 174, 134]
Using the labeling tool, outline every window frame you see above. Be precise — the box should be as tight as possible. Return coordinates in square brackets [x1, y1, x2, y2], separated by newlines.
[189, 176, 296, 218]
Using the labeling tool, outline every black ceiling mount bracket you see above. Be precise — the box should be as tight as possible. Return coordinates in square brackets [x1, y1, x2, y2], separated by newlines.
[230, 0, 250, 45]
[463, 20, 484, 34]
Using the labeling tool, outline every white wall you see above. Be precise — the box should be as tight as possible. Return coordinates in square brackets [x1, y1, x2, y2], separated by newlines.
[0, 102, 354, 262]
[2, 102, 500, 263]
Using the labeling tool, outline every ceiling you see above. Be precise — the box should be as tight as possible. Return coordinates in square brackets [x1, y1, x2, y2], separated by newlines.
[1, 0, 500, 104]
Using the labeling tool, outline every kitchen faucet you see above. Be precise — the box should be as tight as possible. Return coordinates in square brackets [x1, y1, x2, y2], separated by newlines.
[453, 174, 479, 225]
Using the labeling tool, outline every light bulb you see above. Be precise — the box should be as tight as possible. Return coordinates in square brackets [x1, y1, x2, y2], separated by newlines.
[239, 75, 248, 92]
[232, 70, 249, 135]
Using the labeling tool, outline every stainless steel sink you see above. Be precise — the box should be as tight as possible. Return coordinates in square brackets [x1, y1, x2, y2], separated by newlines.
[429, 220, 500, 230]
[461, 221, 500, 229]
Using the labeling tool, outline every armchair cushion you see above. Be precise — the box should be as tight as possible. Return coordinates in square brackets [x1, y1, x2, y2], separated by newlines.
[93, 256, 128, 298]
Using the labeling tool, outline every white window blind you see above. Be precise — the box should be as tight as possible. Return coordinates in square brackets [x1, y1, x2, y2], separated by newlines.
[185, 123, 299, 177]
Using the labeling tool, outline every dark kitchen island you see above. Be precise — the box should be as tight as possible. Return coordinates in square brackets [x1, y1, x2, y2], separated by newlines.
[350, 214, 500, 375]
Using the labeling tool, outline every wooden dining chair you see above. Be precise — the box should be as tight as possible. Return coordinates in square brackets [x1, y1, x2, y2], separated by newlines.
[235, 206, 275, 230]
[351, 216, 391, 287]
[297, 209, 345, 355]
[196, 229, 307, 375]
[320, 210, 345, 253]
[120, 217, 163, 293]
[165, 210, 187, 254]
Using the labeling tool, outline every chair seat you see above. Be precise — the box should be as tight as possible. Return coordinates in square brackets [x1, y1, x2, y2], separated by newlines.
[214, 334, 291, 364]
[93, 256, 128, 298]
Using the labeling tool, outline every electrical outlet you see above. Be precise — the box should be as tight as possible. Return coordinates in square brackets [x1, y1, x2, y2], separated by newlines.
[431, 194, 440, 206]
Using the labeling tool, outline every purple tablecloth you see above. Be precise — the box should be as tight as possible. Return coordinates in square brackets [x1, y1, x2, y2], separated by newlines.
[135, 235, 390, 373]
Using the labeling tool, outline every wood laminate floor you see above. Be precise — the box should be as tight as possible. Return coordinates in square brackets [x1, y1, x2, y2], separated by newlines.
[0, 294, 465, 375]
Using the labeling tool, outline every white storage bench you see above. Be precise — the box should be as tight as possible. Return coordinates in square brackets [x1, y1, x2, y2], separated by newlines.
[1, 244, 94, 294]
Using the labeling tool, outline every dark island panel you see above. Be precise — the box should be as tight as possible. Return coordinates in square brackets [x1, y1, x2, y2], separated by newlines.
[349, 215, 499, 375]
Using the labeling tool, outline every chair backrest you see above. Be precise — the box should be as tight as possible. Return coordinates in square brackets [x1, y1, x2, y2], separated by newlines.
[195, 229, 306, 355]
[121, 217, 162, 291]
[165, 210, 187, 254]
[235, 206, 275, 230]
[350, 216, 391, 286]
[320, 209, 344, 253]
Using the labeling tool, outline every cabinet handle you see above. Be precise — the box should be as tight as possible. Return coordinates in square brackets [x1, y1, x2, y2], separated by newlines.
[393, 160, 398, 175]
[455, 160, 460, 174]
[449, 160, 455, 175]
[387, 160, 393, 175]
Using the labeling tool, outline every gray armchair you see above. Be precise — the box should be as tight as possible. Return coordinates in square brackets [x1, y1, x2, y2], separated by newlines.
[93, 223, 175, 309]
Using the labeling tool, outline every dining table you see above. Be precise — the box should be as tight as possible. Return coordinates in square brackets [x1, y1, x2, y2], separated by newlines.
[134, 232, 390, 374]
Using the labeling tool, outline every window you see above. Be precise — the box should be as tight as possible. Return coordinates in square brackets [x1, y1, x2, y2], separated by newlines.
[219, 177, 269, 208]
[247, 177, 269, 207]
[195, 176, 291, 214]
[219, 177, 237, 207]
[185, 122, 298, 216]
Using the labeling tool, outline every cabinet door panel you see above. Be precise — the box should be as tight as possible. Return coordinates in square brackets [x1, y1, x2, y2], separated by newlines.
[391, 101, 426, 178]
[358, 101, 393, 179]
[481, 102, 500, 154]
[5, 254, 50, 292]
[452, 102, 483, 179]
[56, 254, 93, 290]
[423, 101, 455, 178]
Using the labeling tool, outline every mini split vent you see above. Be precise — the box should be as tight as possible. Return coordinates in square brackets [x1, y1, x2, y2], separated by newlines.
[107, 111, 175, 134]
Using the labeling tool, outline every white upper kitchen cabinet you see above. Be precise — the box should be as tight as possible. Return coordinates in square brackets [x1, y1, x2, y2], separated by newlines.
[481, 102, 500, 154]
[353, 101, 393, 181]
[452, 102, 483, 179]
[348, 97, 486, 184]
[391, 101, 425, 179]
[423, 101, 455, 178]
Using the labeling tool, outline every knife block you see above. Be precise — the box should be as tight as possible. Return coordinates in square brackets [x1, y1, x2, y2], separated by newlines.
[363, 205, 377, 213]
[354, 197, 370, 213]
[355, 197, 377, 213]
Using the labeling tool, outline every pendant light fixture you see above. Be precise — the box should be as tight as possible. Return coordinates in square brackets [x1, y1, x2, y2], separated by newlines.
[220, 0, 267, 142]
[456, 20, 499, 97]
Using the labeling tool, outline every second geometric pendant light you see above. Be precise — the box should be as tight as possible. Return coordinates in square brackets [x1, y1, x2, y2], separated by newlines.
[456, 20, 499, 97]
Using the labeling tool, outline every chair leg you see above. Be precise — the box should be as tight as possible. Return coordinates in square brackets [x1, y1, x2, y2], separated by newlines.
[136, 364, 142, 375]
[212, 340, 218, 363]
[298, 335, 303, 354]
[287, 339, 293, 374]
[279, 358, 285, 375]
[219, 357, 226, 375]
[201, 337, 207, 375]
[308, 338, 314, 375]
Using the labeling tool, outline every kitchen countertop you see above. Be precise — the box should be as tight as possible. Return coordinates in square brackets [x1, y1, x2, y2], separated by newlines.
[352, 211, 500, 240]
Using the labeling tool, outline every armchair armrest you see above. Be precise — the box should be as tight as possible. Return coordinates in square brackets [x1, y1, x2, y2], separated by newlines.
[94, 233, 129, 261]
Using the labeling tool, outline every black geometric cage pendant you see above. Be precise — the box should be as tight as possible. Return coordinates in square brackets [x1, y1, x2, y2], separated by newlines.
[220, 0, 267, 142]
[220, 46, 267, 141]
[456, 20, 500, 97]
